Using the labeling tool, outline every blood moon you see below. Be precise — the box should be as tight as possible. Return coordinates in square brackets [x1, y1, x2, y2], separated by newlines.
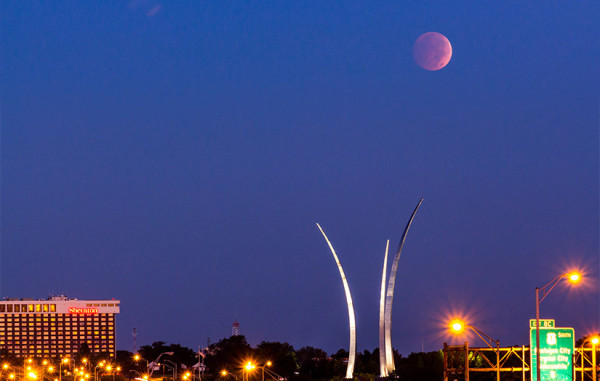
[413, 32, 452, 71]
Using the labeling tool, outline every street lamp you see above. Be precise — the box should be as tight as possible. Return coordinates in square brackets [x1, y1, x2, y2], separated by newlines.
[450, 319, 500, 381]
[588, 336, 599, 381]
[220, 370, 237, 381]
[260, 362, 271, 381]
[243, 362, 256, 381]
[535, 272, 581, 381]
[95, 361, 106, 381]
[60, 358, 70, 381]
[148, 352, 174, 378]
[163, 360, 177, 381]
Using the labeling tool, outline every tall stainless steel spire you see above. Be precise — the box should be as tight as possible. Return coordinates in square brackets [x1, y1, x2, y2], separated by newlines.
[316, 223, 356, 379]
[379, 240, 390, 377]
[384, 198, 423, 373]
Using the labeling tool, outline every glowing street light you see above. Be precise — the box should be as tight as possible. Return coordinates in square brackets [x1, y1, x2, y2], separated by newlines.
[589, 335, 599, 381]
[242, 362, 256, 381]
[261, 362, 272, 381]
[60, 358, 70, 381]
[449, 318, 500, 381]
[94, 362, 106, 381]
[535, 272, 582, 381]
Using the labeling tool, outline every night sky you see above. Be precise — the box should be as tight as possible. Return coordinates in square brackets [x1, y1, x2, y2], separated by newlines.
[1, 1, 598, 356]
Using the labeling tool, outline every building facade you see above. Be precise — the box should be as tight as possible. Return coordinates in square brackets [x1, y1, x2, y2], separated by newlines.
[0, 296, 120, 358]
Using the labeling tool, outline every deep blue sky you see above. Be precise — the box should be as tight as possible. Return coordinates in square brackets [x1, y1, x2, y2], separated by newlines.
[1, 1, 598, 356]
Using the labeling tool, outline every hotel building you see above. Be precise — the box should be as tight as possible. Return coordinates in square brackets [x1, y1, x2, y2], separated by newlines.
[0, 296, 120, 358]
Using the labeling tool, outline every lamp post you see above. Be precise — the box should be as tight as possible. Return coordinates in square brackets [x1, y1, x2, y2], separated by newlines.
[261, 362, 271, 381]
[220, 370, 237, 381]
[60, 358, 70, 381]
[534, 272, 581, 381]
[450, 319, 500, 381]
[589, 336, 599, 381]
[95, 361, 106, 381]
[163, 360, 177, 381]
[243, 362, 256, 381]
[148, 352, 174, 378]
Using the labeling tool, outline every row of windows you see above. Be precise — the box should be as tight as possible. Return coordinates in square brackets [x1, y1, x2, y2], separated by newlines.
[5, 348, 115, 356]
[5, 344, 115, 350]
[1, 336, 114, 342]
[0, 314, 114, 320]
[1, 332, 114, 337]
[0, 303, 119, 313]
[1, 341, 114, 346]
[2, 347, 115, 352]
[0, 304, 56, 313]
[2, 345, 115, 352]
[1, 321, 114, 326]
[1, 324, 113, 329]
[0, 314, 114, 323]
[1, 313, 114, 318]
[85, 303, 118, 307]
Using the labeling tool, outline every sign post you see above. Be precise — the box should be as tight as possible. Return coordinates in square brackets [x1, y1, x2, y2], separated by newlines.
[530, 326, 574, 381]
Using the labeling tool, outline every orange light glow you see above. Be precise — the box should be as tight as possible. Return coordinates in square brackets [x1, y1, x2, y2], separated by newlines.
[592, 337, 599, 345]
[567, 272, 581, 283]
[449, 319, 466, 334]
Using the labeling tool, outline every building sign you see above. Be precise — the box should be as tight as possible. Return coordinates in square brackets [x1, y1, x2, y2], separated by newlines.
[530, 326, 574, 381]
[530, 319, 555, 328]
[68, 307, 98, 315]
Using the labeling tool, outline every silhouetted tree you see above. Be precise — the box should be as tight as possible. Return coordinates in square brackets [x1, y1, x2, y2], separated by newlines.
[204, 335, 253, 377]
[255, 341, 297, 378]
[295, 346, 332, 380]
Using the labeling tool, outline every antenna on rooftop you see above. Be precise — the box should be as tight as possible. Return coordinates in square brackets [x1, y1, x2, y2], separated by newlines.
[232, 319, 240, 336]
[132, 327, 138, 353]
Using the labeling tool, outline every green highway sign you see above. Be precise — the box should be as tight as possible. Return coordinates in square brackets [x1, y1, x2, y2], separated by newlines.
[530, 326, 575, 381]
[530, 319, 556, 328]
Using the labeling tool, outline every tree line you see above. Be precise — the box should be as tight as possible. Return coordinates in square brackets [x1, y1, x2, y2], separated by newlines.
[118, 336, 443, 381]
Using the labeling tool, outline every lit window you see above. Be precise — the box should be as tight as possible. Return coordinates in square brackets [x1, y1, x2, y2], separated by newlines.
[28, 305, 34, 312]
[35, 304, 41, 312]
[7, 305, 13, 313]
[43, 304, 49, 312]
[14, 305, 20, 312]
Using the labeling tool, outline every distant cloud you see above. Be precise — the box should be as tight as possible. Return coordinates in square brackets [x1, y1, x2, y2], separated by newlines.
[128, 0, 161, 17]
[146, 5, 161, 17]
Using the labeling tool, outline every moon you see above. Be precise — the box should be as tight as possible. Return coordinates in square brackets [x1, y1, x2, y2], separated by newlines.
[413, 32, 452, 71]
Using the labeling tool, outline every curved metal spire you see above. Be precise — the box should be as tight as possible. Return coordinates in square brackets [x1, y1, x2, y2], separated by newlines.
[379, 240, 390, 377]
[384, 198, 423, 373]
[316, 223, 356, 379]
